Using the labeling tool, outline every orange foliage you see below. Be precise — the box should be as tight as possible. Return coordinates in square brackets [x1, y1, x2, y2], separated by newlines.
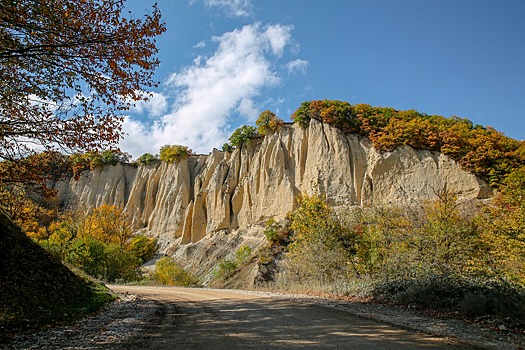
[292, 100, 524, 186]
[0, 0, 165, 195]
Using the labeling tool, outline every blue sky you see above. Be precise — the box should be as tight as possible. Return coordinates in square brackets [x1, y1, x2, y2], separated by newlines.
[120, 0, 525, 157]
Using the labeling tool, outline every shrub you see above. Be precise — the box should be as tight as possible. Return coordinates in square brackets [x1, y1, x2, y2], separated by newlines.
[127, 235, 157, 263]
[284, 194, 357, 285]
[64, 237, 142, 282]
[352, 189, 480, 280]
[372, 276, 525, 321]
[212, 246, 252, 281]
[42, 205, 152, 282]
[228, 125, 260, 147]
[264, 218, 281, 243]
[214, 259, 238, 280]
[135, 152, 158, 165]
[263, 218, 290, 246]
[256, 110, 284, 135]
[222, 143, 234, 153]
[235, 245, 252, 265]
[153, 257, 198, 286]
[159, 144, 192, 163]
[477, 166, 525, 285]
[65, 236, 107, 279]
[69, 149, 130, 176]
[103, 243, 142, 282]
[291, 100, 359, 133]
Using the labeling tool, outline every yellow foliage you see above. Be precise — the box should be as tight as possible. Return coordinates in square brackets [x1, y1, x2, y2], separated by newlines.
[88, 204, 132, 246]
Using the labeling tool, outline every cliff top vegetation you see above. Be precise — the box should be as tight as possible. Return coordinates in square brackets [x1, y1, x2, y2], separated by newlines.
[10, 100, 522, 191]
[291, 100, 525, 187]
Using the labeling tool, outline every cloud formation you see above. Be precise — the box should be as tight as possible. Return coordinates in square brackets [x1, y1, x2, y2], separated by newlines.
[120, 23, 294, 157]
[130, 91, 168, 118]
[203, 0, 252, 17]
[286, 59, 309, 74]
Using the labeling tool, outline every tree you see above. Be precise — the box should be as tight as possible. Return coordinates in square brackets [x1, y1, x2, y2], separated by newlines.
[0, 0, 165, 192]
[256, 110, 284, 135]
[159, 144, 192, 163]
[478, 167, 525, 285]
[228, 125, 259, 147]
[285, 194, 356, 285]
[291, 100, 359, 133]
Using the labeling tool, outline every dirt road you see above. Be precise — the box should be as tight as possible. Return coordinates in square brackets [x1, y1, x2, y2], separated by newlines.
[110, 285, 473, 349]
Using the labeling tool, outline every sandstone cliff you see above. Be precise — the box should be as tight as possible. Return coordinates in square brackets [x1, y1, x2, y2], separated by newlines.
[55, 119, 492, 250]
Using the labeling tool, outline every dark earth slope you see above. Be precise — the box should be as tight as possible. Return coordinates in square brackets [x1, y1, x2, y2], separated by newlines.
[0, 211, 113, 342]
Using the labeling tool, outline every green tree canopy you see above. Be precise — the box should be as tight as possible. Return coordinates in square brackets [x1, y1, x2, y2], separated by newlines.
[228, 125, 260, 148]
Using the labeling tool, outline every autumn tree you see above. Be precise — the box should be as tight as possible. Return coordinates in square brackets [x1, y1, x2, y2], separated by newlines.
[478, 167, 525, 285]
[89, 204, 133, 246]
[0, 0, 165, 193]
[256, 110, 284, 135]
[285, 194, 357, 286]
[159, 144, 192, 163]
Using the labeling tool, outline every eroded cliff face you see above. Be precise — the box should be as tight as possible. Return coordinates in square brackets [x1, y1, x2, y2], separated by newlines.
[55, 120, 492, 249]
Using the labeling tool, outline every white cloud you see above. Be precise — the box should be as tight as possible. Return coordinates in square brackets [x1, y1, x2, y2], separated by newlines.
[265, 25, 292, 56]
[193, 40, 206, 49]
[203, 0, 252, 17]
[119, 117, 153, 157]
[237, 98, 258, 121]
[119, 23, 294, 157]
[286, 59, 309, 74]
[130, 91, 168, 118]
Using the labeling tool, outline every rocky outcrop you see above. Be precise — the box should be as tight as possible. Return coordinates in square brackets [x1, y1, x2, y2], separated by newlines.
[55, 120, 492, 249]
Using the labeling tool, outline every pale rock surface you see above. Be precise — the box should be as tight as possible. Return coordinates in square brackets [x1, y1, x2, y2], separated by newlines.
[54, 120, 492, 252]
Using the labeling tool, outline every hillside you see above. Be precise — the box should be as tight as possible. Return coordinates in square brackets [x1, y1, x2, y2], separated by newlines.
[0, 211, 114, 342]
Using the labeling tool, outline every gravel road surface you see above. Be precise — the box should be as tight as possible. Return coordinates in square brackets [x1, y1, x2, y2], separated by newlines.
[110, 285, 473, 349]
[5, 285, 524, 349]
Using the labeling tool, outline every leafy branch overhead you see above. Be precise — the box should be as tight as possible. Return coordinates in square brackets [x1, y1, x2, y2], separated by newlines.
[0, 0, 166, 191]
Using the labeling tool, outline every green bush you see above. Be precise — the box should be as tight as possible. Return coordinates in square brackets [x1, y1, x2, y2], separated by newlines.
[214, 259, 238, 280]
[103, 244, 142, 282]
[228, 125, 260, 147]
[222, 142, 234, 153]
[65, 237, 107, 278]
[127, 235, 157, 263]
[135, 152, 158, 165]
[69, 149, 130, 176]
[264, 218, 281, 243]
[235, 245, 252, 265]
[64, 237, 142, 282]
[372, 276, 525, 321]
[263, 218, 290, 246]
[291, 100, 359, 133]
[159, 144, 192, 163]
[153, 257, 198, 286]
[284, 194, 357, 285]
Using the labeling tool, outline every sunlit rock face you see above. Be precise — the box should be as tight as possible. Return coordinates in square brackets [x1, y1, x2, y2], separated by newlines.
[55, 119, 491, 248]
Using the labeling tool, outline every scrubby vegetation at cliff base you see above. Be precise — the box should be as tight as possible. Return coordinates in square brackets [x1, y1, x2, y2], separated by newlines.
[261, 167, 525, 323]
